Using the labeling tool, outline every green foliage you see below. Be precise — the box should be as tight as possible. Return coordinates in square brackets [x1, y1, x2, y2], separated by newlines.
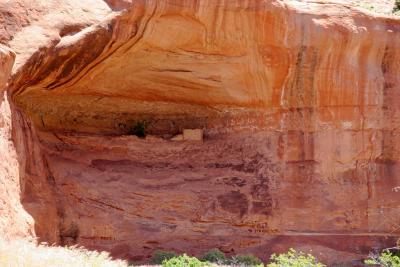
[128, 120, 148, 138]
[267, 248, 326, 267]
[394, 0, 400, 11]
[231, 254, 264, 267]
[162, 254, 210, 267]
[151, 250, 178, 264]
[394, 0, 400, 14]
[201, 248, 227, 263]
[365, 251, 400, 267]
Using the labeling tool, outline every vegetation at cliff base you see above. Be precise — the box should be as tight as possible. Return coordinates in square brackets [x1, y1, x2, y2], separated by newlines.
[231, 254, 264, 266]
[267, 249, 326, 267]
[152, 250, 178, 265]
[162, 254, 210, 267]
[365, 250, 400, 266]
[154, 248, 329, 267]
[155, 249, 265, 266]
[200, 248, 227, 264]
[0, 244, 331, 267]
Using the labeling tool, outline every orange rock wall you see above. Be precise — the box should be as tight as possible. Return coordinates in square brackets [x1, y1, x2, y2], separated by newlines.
[0, 0, 113, 242]
[0, 45, 34, 239]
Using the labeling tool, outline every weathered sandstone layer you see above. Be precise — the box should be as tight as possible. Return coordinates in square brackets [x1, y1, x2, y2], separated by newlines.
[1, 0, 400, 265]
[0, 43, 34, 239]
[0, 0, 113, 241]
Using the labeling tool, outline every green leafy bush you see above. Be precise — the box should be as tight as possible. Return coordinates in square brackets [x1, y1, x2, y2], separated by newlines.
[365, 251, 400, 267]
[200, 248, 227, 263]
[162, 254, 210, 267]
[267, 248, 326, 267]
[231, 254, 264, 267]
[394, 0, 400, 13]
[128, 121, 148, 138]
[151, 250, 178, 264]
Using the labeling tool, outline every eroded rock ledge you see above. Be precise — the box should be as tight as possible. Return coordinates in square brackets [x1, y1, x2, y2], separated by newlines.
[1, 0, 400, 265]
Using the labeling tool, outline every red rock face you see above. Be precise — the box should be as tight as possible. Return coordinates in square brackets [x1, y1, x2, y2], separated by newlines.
[1, 0, 400, 265]
[0, 44, 34, 240]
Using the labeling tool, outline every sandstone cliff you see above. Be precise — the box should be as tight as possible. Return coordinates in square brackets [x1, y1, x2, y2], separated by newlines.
[0, 43, 34, 240]
[1, 0, 399, 265]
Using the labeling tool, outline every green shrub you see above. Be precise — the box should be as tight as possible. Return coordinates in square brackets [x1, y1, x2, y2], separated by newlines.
[231, 254, 264, 267]
[128, 121, 148, 138]
[162, 254, 210, 267]
[267, 248, 325, 267]
[151, 250, 178, 264]
[200, 248, 227, 263]
[394, 0, 400, 13]
[365, 251, 400, 266]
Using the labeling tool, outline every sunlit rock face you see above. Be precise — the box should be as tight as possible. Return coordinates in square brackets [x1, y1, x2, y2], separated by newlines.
[1, 0, 400, 265]
[0, 44, 34, 240]
[0, 45, 14, 92]
[0, 0, 112, 241]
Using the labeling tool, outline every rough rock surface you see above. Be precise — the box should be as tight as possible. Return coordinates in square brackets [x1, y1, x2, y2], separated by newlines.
[0, 0, 400, 265]
[0, 0, 113, 242]
[0, 44, 34, 239]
